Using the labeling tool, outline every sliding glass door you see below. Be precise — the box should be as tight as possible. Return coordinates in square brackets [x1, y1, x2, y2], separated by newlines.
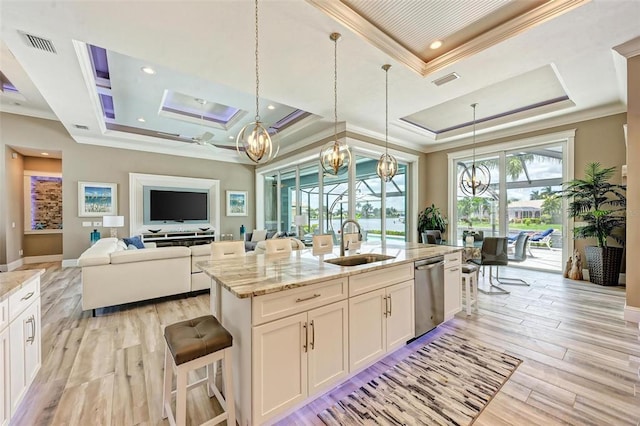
[453, 138, 570, 272]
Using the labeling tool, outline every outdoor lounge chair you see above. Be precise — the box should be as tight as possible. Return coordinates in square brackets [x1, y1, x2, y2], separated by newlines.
[529, 228, 554, 253]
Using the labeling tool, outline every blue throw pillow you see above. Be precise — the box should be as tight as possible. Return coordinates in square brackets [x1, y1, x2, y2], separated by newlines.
[123, 235, 145, 249]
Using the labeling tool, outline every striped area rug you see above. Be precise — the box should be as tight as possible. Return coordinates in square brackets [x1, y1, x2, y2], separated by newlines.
[318, 334, 521, 426]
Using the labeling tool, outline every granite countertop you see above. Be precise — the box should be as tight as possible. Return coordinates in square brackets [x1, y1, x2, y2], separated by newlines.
[0, 269, 45, 301]
[197, 242, 462, 299]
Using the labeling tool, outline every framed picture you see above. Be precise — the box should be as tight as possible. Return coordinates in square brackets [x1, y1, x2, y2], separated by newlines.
[226, 190, 247, 216]
[78, 181, 118, 217]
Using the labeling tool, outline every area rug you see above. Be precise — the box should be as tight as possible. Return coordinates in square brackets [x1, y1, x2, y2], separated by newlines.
[318, 334, 521, 426]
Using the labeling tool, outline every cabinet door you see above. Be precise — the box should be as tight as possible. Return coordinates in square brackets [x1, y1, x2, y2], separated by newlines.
[444, 265, 462, 320]
[9, 310, 27, 416]
[307, 300, 348, 397]
[23, 300, 41, 388]
[252, 312, 307, 424]
[349, 288, 386, 372]
[0, 328, 9, 426]
[385, 280, 414, 352]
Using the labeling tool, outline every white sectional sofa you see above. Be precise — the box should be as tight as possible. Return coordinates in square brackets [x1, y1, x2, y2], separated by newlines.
[77, 238, 212, 313]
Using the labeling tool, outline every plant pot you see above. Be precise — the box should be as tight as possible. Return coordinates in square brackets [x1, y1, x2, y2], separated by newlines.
[584, 246, 624, 286]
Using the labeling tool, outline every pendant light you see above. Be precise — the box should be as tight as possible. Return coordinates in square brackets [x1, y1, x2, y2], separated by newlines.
[320, 32, 351, 176]
[236, 0, 278, 164]
[376, 64, 398, 182]
[459, 103, 491, 196]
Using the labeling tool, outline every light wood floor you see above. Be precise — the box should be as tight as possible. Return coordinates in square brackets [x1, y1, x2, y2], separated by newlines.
[11, 263, 640, 425]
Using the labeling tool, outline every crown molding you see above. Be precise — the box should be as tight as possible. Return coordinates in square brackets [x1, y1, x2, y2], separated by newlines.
[307, 0, 589, 77]
[613, 36, 640, 58]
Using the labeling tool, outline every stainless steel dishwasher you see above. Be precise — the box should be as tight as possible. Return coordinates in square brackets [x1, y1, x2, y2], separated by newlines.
[413, 256, 445, 339]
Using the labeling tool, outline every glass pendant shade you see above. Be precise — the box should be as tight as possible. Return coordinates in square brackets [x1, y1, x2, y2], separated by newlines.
[458, 102, 490, 196]
[377, 153, 398, 182]
[320, 139, 351, 176]
[236, 121, 276, 163]
[376, 63, 397, 182]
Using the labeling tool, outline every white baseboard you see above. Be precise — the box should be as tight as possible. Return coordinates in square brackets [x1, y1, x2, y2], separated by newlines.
[24, 254, 63, 264]
[62, 259, 79, 268]
[2, 258, 25, 272]
[624, 304, 640, 325]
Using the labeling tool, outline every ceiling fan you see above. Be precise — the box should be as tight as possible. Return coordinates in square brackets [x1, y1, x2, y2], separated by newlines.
[186, 98, 244, 151]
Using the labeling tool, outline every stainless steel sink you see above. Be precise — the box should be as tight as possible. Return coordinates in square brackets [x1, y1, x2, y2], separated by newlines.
[324, 254, 395, 267]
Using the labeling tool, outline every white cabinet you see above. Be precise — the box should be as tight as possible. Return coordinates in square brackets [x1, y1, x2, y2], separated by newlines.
[444, 252, 462, 320]
[9, 299, 41, 416]
[252, 300, 348, 424]
[0, 326, 9, 426]
[349, 280, 414, 372]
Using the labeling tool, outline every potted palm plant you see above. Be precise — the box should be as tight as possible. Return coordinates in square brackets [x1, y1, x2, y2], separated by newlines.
[417, 204, 447, 244]
[561, 162, 626, 285]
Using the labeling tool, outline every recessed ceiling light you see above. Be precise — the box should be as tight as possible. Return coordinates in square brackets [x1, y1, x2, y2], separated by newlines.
[141, 66, 155, 75]
[267, 105, 275, 110]
[13, 102, 21, 106]
[137, 117, 146, 122]
[430, 40, 443, 50]
[229, 136, 234, 140]
[41, 152, 49, 156]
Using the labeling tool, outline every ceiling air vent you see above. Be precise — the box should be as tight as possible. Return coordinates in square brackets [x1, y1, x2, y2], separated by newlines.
[432, 72, 460, 87]
[20, 31, 56, 54]
[73, 124, 89, 130]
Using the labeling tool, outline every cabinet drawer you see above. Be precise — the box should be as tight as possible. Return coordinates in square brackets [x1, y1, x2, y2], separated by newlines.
[444, 252, 461, 269]
[252, 278, 347, 326]
[9, 276, 40, 322]
[0, 298, 8, 331]
[349, 263, 414, 297]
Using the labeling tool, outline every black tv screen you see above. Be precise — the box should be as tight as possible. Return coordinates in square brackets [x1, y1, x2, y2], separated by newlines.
[149, 190, 208, 222]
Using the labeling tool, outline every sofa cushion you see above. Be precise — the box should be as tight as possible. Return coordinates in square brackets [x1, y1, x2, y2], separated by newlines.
[110, 246, 191, 265]
[123, 235, 145, 249]
[251, 230, 267, 242]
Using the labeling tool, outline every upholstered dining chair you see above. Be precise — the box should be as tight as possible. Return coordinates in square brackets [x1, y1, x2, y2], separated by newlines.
[312, 234, 334, 255]
[423, 230, 442, 245]
[265, 238, 293, 254]
[468, 236, 509, 294]
[211, 240, 246, 260]
[496, 233, 530, 286]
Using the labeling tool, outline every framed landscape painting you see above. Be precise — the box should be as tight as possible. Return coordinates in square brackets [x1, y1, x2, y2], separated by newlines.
[78, 181, 118, 217]
[226, 190, 247, 216]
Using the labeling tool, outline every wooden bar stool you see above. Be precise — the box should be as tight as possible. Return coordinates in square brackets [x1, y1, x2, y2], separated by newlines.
[461, 264, 479, 316]
[162, 315, 235, 426]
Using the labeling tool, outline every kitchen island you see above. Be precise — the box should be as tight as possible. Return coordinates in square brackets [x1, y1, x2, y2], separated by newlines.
[197, 242, 462, 425]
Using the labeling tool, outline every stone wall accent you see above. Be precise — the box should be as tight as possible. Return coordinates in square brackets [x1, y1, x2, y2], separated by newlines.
[30, 176, 62, 230]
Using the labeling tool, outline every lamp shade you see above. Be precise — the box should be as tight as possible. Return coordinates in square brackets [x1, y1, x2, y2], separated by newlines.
[294, 214, 308, 226]
[103, 215, 124, 227]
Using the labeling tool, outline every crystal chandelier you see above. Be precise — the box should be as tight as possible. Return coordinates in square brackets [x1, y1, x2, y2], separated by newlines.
[459, 103, 491, 196]
[236, 0, 278, 164]
[376, 64, 398, 182]
[320, 32, 351, 176]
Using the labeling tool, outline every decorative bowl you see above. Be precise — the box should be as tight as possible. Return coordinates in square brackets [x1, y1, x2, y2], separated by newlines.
[148, 229, 161, 233]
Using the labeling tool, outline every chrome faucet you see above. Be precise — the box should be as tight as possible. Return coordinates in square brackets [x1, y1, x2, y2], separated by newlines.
[340, 219, 362, 257]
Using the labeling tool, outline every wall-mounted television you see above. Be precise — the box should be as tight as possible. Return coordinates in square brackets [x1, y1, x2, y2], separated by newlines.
[144, 188, 209, 224]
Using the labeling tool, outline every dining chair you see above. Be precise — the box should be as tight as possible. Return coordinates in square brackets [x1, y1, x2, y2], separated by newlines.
[468, 236, 510, 294]
[265, 238, 292, 254]
[494, 232, 530, 286]
[423, 230, 442, 244]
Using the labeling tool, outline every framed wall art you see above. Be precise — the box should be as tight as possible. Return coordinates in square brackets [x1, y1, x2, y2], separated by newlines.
[226, 190, 247, 216]
[78, 181, 118, 217]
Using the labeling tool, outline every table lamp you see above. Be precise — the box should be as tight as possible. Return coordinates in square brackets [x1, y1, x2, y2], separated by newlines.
[103, 215, 125, 238]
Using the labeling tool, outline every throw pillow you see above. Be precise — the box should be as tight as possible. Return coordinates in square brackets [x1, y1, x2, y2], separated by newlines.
[127, 244, 138, 250]
[123, 235, 145, 249]
[251, 230, 268, 242]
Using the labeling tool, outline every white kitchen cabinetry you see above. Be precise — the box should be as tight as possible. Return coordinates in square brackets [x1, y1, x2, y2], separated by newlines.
[252, 299, 348, 425]
[349, 279, 414, 372]
[0, 300, 9, 426]
[444, 252, 462, 320]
